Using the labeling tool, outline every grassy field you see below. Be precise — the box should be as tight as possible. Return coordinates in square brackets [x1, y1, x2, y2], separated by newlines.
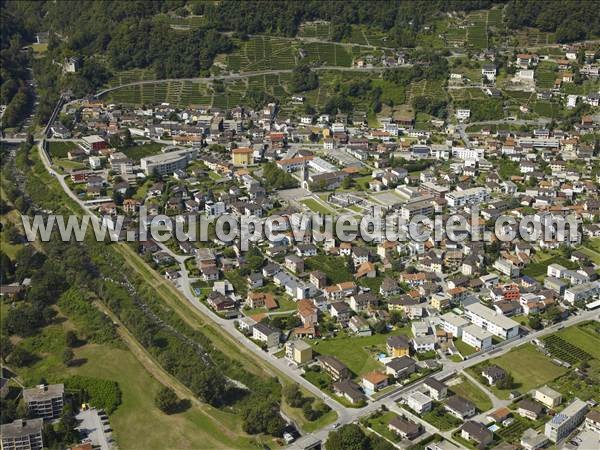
[308, 328, 412, 377]
[454, 339, 477, 357]
[522, 252, 577, 281]
[448, 377, 492, 412]
[468, 344, 568, 399]
[48, 141, 79, 159]
[304, 255, 353, 284]
[300, 198, 335, 214]
[121, 142, 164, 162]
[14, 317, 260, 450]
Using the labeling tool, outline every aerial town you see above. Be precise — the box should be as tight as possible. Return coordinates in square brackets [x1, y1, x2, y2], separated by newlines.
[1, 2, 599, 450]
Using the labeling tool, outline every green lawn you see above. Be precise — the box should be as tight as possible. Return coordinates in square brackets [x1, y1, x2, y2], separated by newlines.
[468, 344, 568, 399]
[48, 141, 79, 158]
[522, 254, 578, 281]
[304, 255, 353, 284]
[308, 328, 411, 377]
[121, 142, 164, 162]
[366, 411, 402, 443]
[454, 339, 477, 357]
[448, 377, 492, 412]
[300, 198, 334, 214]
[16, 325, 259, 450]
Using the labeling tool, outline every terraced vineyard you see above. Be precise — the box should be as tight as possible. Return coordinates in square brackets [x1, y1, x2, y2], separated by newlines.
[466, 11, 488, 49]
[106, 69, 157, 88]
[298, 21, 332, 40]
[302, 42, 353, 67]
[226, 36, 297, 72]
[535, 62, 558, 89]
[543, 335, 592, 365]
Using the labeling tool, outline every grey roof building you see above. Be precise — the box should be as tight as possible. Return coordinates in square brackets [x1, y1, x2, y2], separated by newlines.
[23, 384, 64, 420]
[0, 418, 44, 450]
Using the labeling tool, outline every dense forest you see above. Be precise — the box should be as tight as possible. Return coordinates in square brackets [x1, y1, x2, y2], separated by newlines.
[505, 0, 600, 43]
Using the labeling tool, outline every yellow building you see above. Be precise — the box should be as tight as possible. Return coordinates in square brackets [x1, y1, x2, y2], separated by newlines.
[386, 335, 410, 357]
[285, 340, 313, 365]
[231, 147, 253, 166]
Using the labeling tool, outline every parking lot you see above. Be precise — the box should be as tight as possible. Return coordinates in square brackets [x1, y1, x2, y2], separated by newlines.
[76, 408, 115, 450]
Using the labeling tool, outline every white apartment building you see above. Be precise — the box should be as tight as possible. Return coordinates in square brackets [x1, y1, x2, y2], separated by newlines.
[544, 398, 588, 442]
[406, 391, 432, 414]
[462, 324, 493, 351]
[140, 148, 197, 176]
[451, 147, 484, 161]
[564, 282, 600, 304]
[455, 109, 471, 121]
[464, 303, 519, 339]
[440, 312, 470, 338]
[547, 263, 568, 279]
[445, 187, 489, 208]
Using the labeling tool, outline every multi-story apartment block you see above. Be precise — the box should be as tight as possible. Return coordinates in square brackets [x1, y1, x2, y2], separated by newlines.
[23, 384, 64, 420]
[464, 303, 519, 340]
[0, 419, 44, 450]
[544, 398, 588, 442]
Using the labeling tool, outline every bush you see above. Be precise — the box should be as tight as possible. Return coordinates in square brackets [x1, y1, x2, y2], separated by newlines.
[8, 346, 36, 367]
[154, 386, 180, 414]
[63, 375, 121, 414]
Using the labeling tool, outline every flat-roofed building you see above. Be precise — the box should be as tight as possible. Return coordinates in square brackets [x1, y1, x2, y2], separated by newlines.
[462, 324, 493, 351]
[0, 418, 44, 450]
[533, 385, 562, 408]
[445, 187, 489, 208]
[564, 282, 600, 304]
[440, 312, 469, 338]
[23, 384, 64, 420]
[464, 302, 520, 339]
[285, 340, 313, 365]
[401, 200, 434, 221]
[544, 398, 588, 442]
[140, 148, 197, 176]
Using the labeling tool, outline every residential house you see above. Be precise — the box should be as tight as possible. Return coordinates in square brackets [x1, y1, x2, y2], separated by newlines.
[319, 355, 350, 381]
[460, 421, 493, 446]
[517, 399, 544, 420]
[406, 392, 432, 414]
[361, 371, 388, 395]
[329, 301, 352, 325]
[481, 365, 506, 385]
[387, 335, 410, 357]
[348, 316, 371, 336]
[445, 396, 476, 419]
[423, 378, 448, 401]
[332, 380, 365, 405]
[388, 416, 422, 440]
[252, 322, 280, 348]
[385, 356, 416, 379]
